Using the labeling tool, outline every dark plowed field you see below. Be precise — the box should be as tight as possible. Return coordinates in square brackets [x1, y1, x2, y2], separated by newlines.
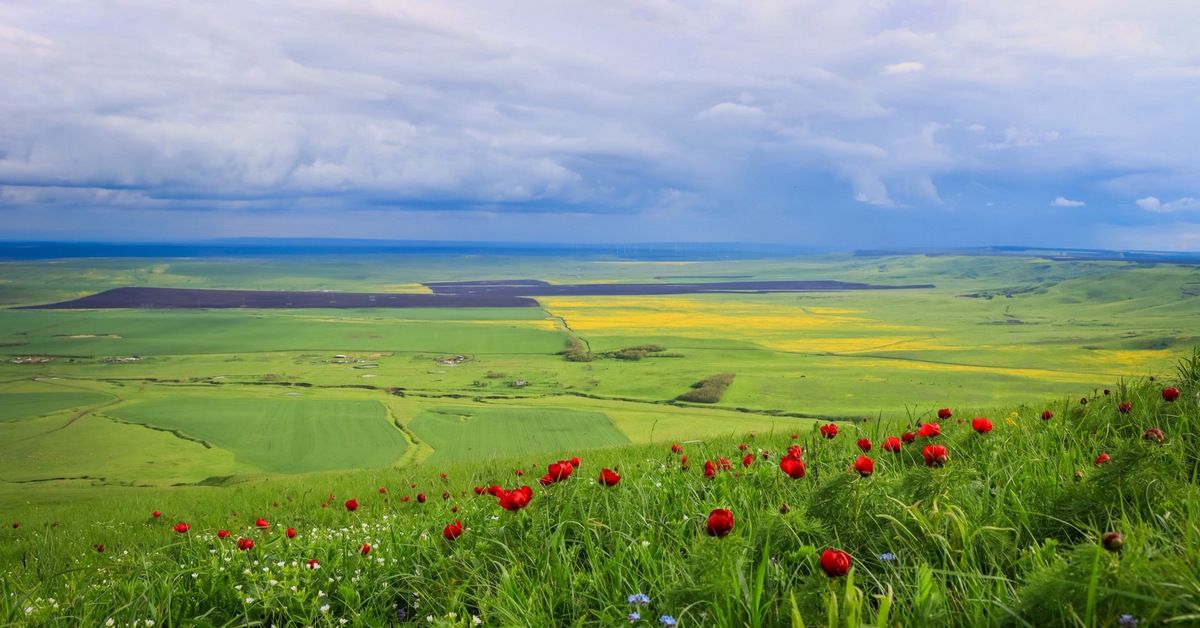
[22, 287, 539, 309]
[422, 279, 934, 296]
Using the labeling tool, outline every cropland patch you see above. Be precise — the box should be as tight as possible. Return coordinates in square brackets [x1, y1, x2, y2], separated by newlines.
[0, 392, 111, 422]
[109, 398, 407, 474]
[408, 406, 630, 464]
[24, 286, 539, 309]
[424, 278, 934, 296]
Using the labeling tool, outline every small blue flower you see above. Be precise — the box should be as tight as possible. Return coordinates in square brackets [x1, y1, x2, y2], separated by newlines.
[1119, 616, 1139, 627]
[628, 593, 651, 606]
[880, 553, 897, 563]
[659, 615, 677, 627]
[627, 612, 641, 624]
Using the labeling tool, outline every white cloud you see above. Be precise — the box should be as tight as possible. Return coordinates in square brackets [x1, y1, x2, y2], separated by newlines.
[980, 128, 1062, 150]
[1052, 197, 1085, 207]
[965, 124, 986, 132]
[1136, 196, 1199, 212]
[884, 61, 925, 75]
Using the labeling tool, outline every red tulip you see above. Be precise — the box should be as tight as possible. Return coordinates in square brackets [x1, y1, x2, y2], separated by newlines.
[498, 486, 533, 511]
[345, 499, 359, 512]
[515, 469, 524, 476]
[401, 496, 410, 502]
[255, 518, 269, 528]
[901, 432, 916, 443]
[916, 423, 941, 437]
[704, 460, 716, 479]
[820, 549, 852, 577]
[742, 454, 754, 468]
[473, 487, 484, 494]
[718, 457, 732, 471]
[1102, 531, 1123, 552]
[882, 436, 902, 453]
[173, 522, 190, 533]
[272, 502, 278, 507]
[820, 423, 838, 439]
[1104, 389, 1111, 396]
[760, 450, 770, 459]
[94, 544, 104, 552]
[451, 506, 458, 513]
[152, 511, 161, 518]
[790, 433, 798, 439]
[787, 445, 803, 459]
[1163, 387, 1180, 402]
[440, 473, 447, 478]
[547, 461, 574, 482]
[538, 475, 554, 486]
[1094, 453, 1110, 466]
[680, 455, 690, 471]
[923, 444, 948, 467]
[217, 529, 229, 539]
[972, 418, 993, 434]
[738, 443, 748, 450]
[486, 485, 503, 496]
[1081, 397, 1088, 405]
[410, 484, 416, 488]
[11, 522, 18, 529]
[1143, 428, 1164, 442]
[306, 559, 319, 569]
[442, 492, 450, 500]
[417, 494, 426, 503]
[361, 543, 371, 555]
[937, 408, 952, 420]
[853, 456, 874, 477]
[286, 527, 296, 539]
[237, 538, 254, 551]
[443, 520, 463, 541]
[1118, 402, 1132, 414]
[857, 438, 872, 452]
[1041, 410, 1053, 420]
[672, 444, 683, 453]
[379, 487, 387, 494]
[598, 468, 621, 486]
[706, 509, 734, 538]
[779, 456, 806, 479]
[321, 503, 328, 508]
[571, 457, 581, 468]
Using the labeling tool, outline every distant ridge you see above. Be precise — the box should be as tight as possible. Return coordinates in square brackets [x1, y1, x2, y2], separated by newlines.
[853, 246, 1200, 264]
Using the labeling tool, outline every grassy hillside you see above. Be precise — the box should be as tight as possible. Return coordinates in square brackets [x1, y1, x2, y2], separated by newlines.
[2, 353, 1198, 626]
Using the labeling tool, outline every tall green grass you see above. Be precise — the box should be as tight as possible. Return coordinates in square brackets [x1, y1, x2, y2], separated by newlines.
[2, 350, 1199, 626]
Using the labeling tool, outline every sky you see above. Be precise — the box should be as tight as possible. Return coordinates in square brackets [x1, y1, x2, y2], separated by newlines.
[2, 1, 1200, 251]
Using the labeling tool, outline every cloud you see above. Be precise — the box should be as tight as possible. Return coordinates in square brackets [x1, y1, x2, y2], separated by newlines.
[1052, 197, 1085, 207]
[1136, 196, 1199, 212]
[884, 61, 925, 75]
[980, 128, 1062, 150]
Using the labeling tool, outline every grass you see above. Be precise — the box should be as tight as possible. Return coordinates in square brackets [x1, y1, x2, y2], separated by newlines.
[109, 397, 408, 475]
[0, 392, 111, 422]
[407, 406, 630, 464]
[2, 358, 1199, 626]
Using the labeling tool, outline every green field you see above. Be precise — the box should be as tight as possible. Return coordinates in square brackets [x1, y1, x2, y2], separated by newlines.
[408, 406, 630, 464]
[0, 391, 110, 421]
[110, 397, 407, 475]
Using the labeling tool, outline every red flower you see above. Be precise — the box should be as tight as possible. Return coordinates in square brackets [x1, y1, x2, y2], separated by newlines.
[853, 456, 874, 477]
[1118, 402, 1132, 414]
[749, 433, 755, 438]
[972, 418, 993, 434]
[255, 518, 269, 528]
[882, 436, 902, 453]
[547, 460, 575, 482]
[379, 487, 387, 494]
[443, 520, 463, 541]
[451, 506, 458, 513]
[417, 494, 426, 503]
[486, 485, 503, 496]
[440, 473, 447, 478]
[345, 499, 359, 512]
[410, 484, 416, 488]
[498, 486, 533, 511]
[1163, 387, 1180, 402]
[718, 457, 732, 471]
[272, 502, 278, 507]
[680, 455, 689, 470]
[779, 456, 806, 479]
[1143, 428, 1164, 443]
[473, 486, 484, 494]
[10, 522, 16, 529]
[738, 443, 748, 450]
[1104, 389, 1111, 396]
[916, 423, 941, 437]
[937, 408, 952, 420]
[742, 454, 754, 468]
[218, 529, 229, 539]
[1102, 531, 1123, 552]
[820, 549, 852, 577]
[787, 445, 803, 459]
[173, 522, 190, 533]
[306, 559, 319, 569]
[152, 511, 161, 518]
[538, 475, 554, 486]
[598, 468, 621, 486]
[857, 438, 872, 452]
[819, 423, 838, 439]
[237, 538, 254, 551]
[286, 527, 296, 539]
[1041, 410, 1053, 420]
[515, 469, 524, 476]
[1081, 397, 1088, 405]
[361, 543, 371, 555]
[442, 492, 450, 500]
[923, 445, 948, 467]
[400, 496, 410, 502]
[671, 444, 683, 453]
[321, 503, 328, 508]
[760, 450, 770, 459]
[1094, 453, 1111, 466]
[706, 509, 734, 538]
[790, 433, 798, 439]
[571, 457, 581, 468]
[94, 544, 104, 552]
[704, 460, 716, 479]
[901, 432, 916, 443]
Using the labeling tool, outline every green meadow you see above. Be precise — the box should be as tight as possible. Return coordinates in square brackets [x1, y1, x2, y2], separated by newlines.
[408, 406, 629, 465]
